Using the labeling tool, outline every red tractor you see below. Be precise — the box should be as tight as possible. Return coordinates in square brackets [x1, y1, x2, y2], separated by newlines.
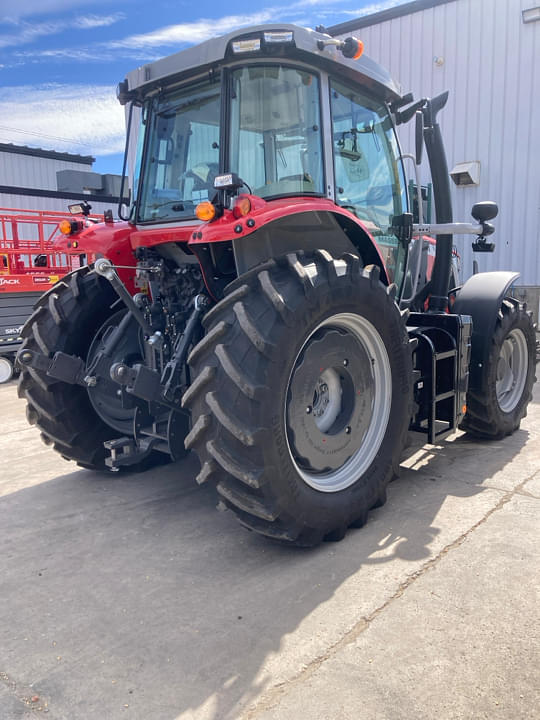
[18, 25, 536, 545]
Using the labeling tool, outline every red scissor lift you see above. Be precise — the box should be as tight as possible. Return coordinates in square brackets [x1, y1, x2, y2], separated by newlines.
[0, 207, 98, 382]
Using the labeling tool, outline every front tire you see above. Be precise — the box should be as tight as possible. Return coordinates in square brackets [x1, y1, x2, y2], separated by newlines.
[184, 251, 414, 546]
[460, 297, 536, 439]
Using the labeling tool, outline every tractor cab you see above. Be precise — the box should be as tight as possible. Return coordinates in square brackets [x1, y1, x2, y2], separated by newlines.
[122, 25, 409, 289]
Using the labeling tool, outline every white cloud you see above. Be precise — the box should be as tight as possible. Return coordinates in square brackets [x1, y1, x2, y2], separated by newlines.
[0, 13, 124, 48]
[294, 0, 347, 6]
[9, 8, 306, 61]
[0, 21, 62, 49]
[0, 84, 125, 157]
[14, 47, 162, 64]
[75, 13, 125, 30]
[108, 11, 279, 50]
[1, 0, 117, 22]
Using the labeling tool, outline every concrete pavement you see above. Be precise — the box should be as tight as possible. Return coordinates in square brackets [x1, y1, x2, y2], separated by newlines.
[0, 380, 538, 719]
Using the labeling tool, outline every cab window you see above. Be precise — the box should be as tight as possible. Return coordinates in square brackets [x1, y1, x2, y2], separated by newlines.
[137, 78, 221, 222]
[229, 65, 324, 198]
[330, 80, 407, 284]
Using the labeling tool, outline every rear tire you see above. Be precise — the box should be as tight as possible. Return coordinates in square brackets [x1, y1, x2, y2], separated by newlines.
[18, 267, 144, 470]
[184, 251, 414, 546]
[459, 298, 536, 439]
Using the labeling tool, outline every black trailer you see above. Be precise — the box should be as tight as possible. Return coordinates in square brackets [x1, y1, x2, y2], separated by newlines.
[0, 292, 42, 383]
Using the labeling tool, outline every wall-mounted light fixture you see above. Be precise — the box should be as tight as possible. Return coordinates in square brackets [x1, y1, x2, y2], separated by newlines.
[450, 161, 481, 187]
[522, 6, 540, 23]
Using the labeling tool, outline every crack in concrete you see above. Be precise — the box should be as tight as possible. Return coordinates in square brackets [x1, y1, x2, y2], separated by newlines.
[241, 470, 537, 720]
[0, 670, 48, 715]
[514, 488, 540, 499]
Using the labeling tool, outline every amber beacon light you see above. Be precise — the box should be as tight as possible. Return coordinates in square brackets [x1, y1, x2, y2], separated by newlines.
[317, 35, 364, 60]
[195, 201, 217, 222]
[59, 219, 83, 235]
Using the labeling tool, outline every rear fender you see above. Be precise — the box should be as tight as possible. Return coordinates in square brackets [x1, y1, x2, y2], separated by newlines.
[188, 197, 389, 287]
[232, 211, 388, 282]
[453, 271, 519, 390]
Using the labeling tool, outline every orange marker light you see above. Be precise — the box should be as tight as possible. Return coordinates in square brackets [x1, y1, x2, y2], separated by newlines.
[59, 219, 73, 235]
[341, 36, 364, 60]
[59, 219, 82, 235]
[195, 201, 216, 222]
[353, 39, 364, 60]
[233, 196, 251, 218]
[462, 405, 467, 415]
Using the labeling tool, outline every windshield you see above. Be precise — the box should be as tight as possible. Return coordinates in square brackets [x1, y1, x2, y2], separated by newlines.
[137, 77, 221, 222]
[229, 65, 324, 198]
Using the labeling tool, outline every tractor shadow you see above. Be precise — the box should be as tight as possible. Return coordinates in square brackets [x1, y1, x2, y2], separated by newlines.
[0, 420, 534, 720]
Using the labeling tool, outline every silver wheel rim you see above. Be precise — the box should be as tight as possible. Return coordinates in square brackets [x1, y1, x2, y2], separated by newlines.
[496, 328, 528, 413]
[285, 313, 392, 493]
[0, 356, 14, 383]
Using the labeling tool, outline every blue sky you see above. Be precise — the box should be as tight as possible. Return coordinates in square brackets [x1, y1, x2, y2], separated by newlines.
[0, 0, 407, 175]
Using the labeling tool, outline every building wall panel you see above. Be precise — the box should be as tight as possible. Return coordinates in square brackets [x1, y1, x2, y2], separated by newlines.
[338, 0, 540, 284]
[0, 152, 90, 191]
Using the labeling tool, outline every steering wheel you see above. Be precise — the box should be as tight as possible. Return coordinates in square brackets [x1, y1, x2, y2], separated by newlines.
[181, 163, 219, 191]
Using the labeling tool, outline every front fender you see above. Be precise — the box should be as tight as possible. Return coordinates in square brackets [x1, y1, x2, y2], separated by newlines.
[53, 221, 137, 290]
[453, 271, 519, 390]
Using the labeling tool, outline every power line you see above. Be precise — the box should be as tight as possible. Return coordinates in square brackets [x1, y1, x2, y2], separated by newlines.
[0, 124, 94, 149]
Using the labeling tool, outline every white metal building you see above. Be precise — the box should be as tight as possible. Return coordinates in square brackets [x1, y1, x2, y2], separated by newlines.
[330, 0, 540, 287]
[0, 143, 123, 217]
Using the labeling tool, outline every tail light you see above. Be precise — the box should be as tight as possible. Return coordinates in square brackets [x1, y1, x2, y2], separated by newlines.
[233, 196, 251, 218]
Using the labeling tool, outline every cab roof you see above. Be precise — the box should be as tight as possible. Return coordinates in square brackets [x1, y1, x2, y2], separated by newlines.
[124, 23, 402, 102]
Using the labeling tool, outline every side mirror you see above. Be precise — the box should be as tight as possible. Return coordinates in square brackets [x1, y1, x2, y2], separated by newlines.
[471, 201, 498, 223]
[471, 201, 498, 253]
[415, 111, 424, 165]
